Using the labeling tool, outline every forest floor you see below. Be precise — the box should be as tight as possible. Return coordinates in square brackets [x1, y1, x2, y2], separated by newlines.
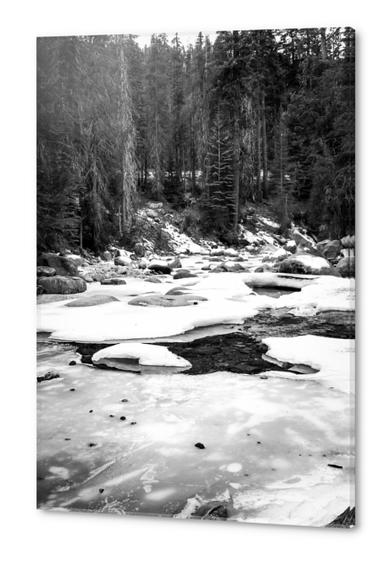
[36, 204, 356, 528]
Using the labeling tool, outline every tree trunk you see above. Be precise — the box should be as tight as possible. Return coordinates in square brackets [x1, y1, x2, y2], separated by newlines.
[320, 28, 328, 61]
[233, 110, 240, 232]
[262, 91, 268, 198]
[119, 39, 137, 232]
[256, 91, 262, 202]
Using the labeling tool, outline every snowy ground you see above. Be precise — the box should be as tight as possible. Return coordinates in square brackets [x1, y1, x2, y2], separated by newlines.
[37, 250, 355, 527]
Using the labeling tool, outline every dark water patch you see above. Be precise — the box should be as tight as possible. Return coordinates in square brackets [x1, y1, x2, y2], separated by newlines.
[76, 332, 318, 376]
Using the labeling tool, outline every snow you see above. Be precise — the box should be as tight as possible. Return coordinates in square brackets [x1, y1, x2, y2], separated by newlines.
[275, 276, 355, 316]
[37, 273, 354, 343]
[162, 223, 209, 255]
[244, 272, 317, 291]
[263, 335, 355, 394]
[92, 343, 191, 372]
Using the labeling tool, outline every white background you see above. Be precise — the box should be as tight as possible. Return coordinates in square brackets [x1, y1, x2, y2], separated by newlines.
[1, 1, 387, 560]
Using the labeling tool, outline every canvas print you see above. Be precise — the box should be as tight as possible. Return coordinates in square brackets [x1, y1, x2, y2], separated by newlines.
[37, 28, 355, 527]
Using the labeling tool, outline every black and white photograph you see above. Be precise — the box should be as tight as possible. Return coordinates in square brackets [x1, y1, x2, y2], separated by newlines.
[36, 27, 355, 528]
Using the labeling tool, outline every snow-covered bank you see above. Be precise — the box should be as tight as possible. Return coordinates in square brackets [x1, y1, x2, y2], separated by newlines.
[37, 272, 354, 343]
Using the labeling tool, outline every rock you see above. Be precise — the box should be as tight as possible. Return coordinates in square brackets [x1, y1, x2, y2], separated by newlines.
[278, 254, 334, 275]
[148, 262, 172, 275]
[37, 266, 56, 277]
[292, 229, 316, 251]
[146, 275, 163, 283]
[194, 502, 228, 520]
[100, 278, 126, 285]
[284, 240, 297, 254]
[133, 243, 145, 257]
[336, 256, 355, 278]
[224, 262, 246, 272]
[146, 209, 159, 219]
[128, 293, 206, 307]
[79, 274, 94, 283]
[37, 371, 61, 383]
[210, 248, 225, 257]
[101, 250, 113, 261]
[37, 253, 79, 277]
[173, 270, 198, 280]
[65, 294, 119, 307]
[254, 264, 273, 273]
[37, 276, 87, 294]
[211, 264, 227, 273]
[316, 239, 341, 260]
[224, 248, 238, 257]
[167, 256, 182, 269]
[114, 256, 132, 267]
[341, 234, 355, 249]
[138, 258, 148, 269]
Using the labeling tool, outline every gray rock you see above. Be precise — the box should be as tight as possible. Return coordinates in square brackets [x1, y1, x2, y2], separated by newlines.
[37, 253, 79, 277]
[101, 250, 113, 261]
[37, 276, 87, 294]
[341, 234, 355, 249]
[37, 266, 56, 277]
[224, 262, 246, 272]
[173, 270, 198, 280]
[279, 254, 334, 275]
[65, 294, 119, 307]
[100, 278, 127, 285]
[336, 256, 355, 278]
[114, 256, 132, 267]
[316, 239, 341, 260]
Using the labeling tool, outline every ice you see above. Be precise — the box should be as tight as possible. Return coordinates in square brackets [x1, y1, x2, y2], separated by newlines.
[36, 345, 354, 525]
[92, 343, 191, 372]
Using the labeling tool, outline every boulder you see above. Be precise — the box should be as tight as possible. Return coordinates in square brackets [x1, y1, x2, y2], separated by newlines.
[148, 262, 172, 275]
[100, 278, 127, 285]
[37, 253, 79, 277]
[146, 209, 159, 219]
[224, 248, 239, 258]
[133, 242, 145, 257]
[336, 256, 355, 278]
[173, 270, 198, 280]
[101, 250, 113, 261]
[167, 256, 182, 269]
[278, 254, 334, 275]
[65, 294, 119, 307]
[316, 239, 341, 260]
[37, 266, 56, 277]
[341, 234, 355, 249]
[284, 240, 297, 254]
[128, 293, 206, 307]
[114, 256, 132, 267]
[254, 264, 273, 273]
[210, 248, 225, 257]
[37, 276, 87, 295]
[224, 262, 246, 272]
[292, 229, 316, 251]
